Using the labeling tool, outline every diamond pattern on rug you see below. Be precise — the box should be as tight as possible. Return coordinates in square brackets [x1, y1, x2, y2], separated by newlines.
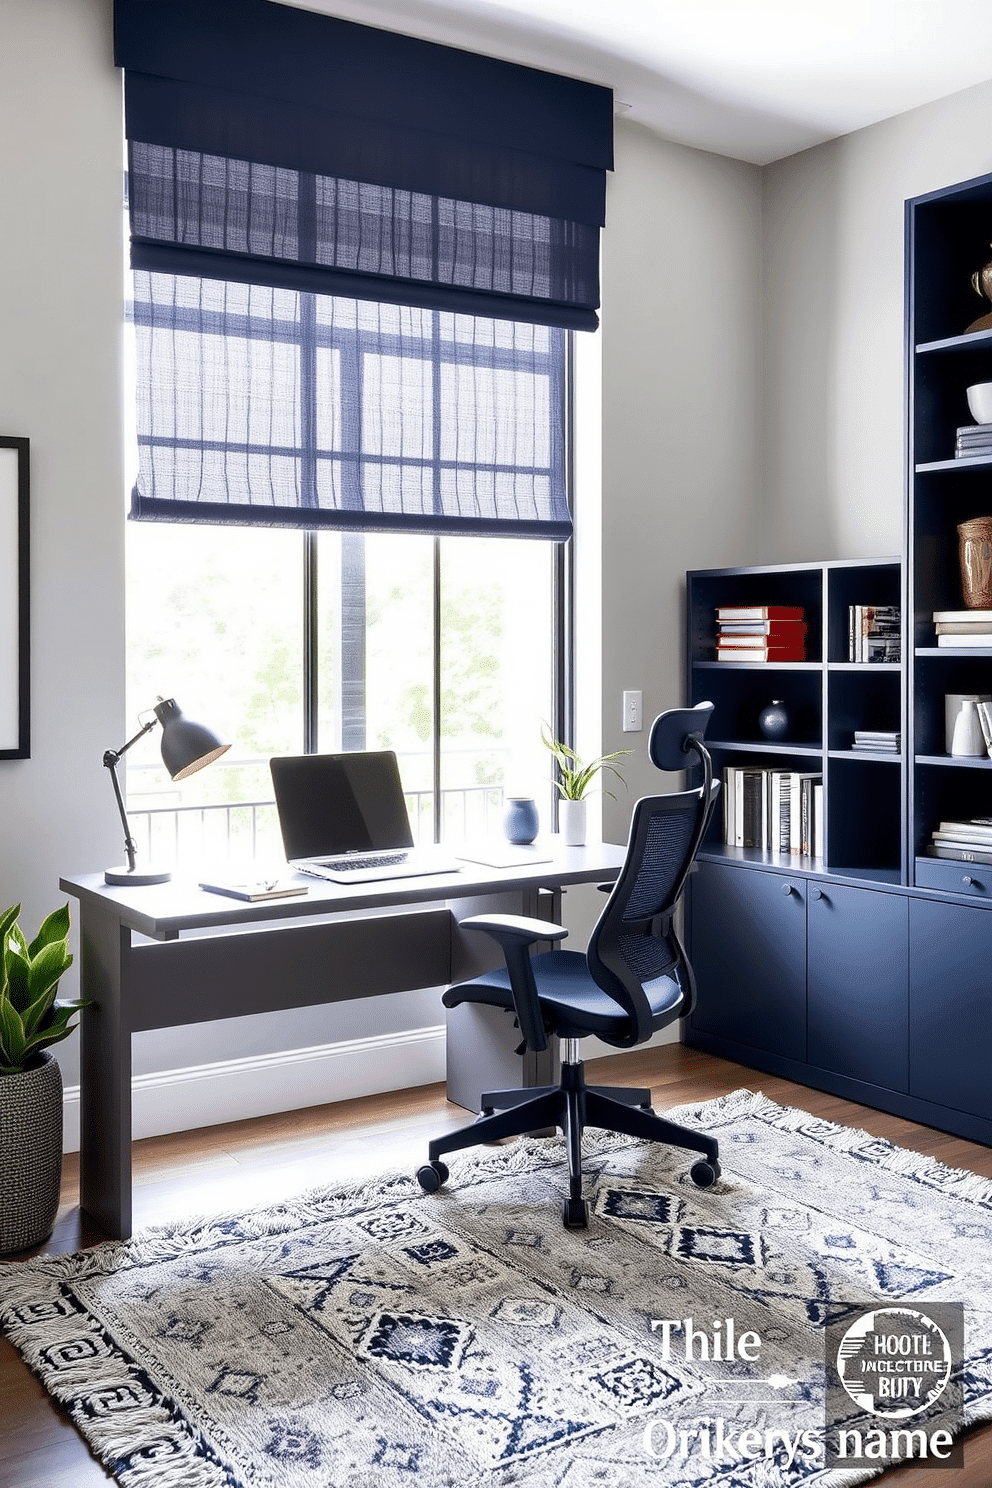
[361, 1312, 470, 1371]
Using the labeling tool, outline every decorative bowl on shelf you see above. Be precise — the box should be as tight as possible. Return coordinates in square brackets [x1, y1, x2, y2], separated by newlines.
[966, 383, 992, 424]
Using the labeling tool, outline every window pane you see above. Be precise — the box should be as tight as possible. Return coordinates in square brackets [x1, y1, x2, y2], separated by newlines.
[125, 522, 304, 866]
[439, 536, 554, 841]
[316, 531, 435, 841]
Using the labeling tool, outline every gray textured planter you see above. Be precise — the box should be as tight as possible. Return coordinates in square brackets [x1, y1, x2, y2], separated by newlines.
[0, 1050, 63, 1253]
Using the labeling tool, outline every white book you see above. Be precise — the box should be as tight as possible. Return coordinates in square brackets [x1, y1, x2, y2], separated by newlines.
[936, 820, 992, 841]
[723, 766, 737, 845]
[768, 770, 792, 852]
[936, 633, 992, 647]
[977, 701, 992, 753]
[789, 772, 822, 854]
[813, 782, 824, 859]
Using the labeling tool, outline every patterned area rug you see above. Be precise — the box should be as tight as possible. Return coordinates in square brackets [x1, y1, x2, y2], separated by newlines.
[2, 1089, 991, 1488]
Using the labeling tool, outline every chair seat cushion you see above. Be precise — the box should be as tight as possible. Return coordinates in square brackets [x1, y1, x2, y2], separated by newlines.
[442, 948, 684, 1040]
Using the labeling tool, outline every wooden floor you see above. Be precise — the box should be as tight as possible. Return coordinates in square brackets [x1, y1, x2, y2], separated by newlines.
[2, 1043, 990, 1487]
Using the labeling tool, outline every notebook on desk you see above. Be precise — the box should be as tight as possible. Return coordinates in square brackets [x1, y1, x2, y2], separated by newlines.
[270, 751, 462, 884]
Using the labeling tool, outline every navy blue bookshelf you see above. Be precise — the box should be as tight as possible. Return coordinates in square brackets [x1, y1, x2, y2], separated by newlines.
[682, 172, 992, 1147]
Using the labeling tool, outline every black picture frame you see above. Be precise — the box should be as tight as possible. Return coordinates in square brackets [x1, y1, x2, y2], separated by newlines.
[0, 436, 29, 759]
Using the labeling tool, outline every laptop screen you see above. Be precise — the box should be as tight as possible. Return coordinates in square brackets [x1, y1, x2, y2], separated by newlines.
[270, 752, 416, 860]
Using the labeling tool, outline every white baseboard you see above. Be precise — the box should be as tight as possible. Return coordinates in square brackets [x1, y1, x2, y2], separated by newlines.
[60, 1021, 681, 1153]
[61, 1025, 447, 1154]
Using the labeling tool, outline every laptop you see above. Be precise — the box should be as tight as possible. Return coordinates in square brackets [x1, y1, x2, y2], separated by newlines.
[270, 751, 461, 884]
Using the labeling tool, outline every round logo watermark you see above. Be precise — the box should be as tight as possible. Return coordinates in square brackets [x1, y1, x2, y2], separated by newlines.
[835, 1307, 952, 1420]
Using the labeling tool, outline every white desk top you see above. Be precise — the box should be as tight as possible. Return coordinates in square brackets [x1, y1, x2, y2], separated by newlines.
[60, 837, 627, 940]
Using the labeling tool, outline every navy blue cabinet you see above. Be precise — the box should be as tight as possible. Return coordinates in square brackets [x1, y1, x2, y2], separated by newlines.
[689, 860, 806, 1061]
[909, 898, 992, 1121]
[807, 882, 908, 1091]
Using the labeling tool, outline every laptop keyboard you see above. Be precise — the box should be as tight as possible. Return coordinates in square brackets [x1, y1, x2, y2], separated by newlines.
[315, 851, 410, 872]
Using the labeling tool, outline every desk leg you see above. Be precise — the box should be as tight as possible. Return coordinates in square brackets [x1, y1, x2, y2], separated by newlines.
[78, 906, 133, 1240]
[446, 887, 562, 1111]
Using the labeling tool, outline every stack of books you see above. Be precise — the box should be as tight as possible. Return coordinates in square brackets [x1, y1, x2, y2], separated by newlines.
[723, 765, 822, 856]
[848, 604, 900, 662]
[934, 609, 992, 647]
[715, 605, 806, 662]
[954, 424, 992, 460]
[927, 818, 992, 865]
[852, 730, 900, 753]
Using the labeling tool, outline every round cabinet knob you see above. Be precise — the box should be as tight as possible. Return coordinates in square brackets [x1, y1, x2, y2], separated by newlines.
[811, 887, 823, 900]
[782, 882, 795, 896]
[963, 875, 975, 887]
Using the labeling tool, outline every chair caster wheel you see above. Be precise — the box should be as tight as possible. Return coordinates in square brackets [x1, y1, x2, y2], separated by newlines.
[416, 1161, 449, 1192]
[562, 1197, 589, 1229]
[689, 1159, 720, 1189]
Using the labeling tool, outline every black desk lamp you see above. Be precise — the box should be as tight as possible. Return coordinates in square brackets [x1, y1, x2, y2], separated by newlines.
[104, 697, 230, 885]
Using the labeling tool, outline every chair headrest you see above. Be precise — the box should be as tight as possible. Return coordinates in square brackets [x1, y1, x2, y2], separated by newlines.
[648, 702, 714, 770]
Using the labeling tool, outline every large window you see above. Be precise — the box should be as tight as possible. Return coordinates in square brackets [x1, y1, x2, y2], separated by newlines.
[124, 509, 563, 872]
[123, 283, 567, 874]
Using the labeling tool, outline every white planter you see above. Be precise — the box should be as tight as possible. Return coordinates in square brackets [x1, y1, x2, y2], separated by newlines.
[559, 798, 587, 846]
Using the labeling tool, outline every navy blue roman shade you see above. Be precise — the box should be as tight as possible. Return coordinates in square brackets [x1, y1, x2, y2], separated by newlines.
[115, 0, 610, 538]
[115, 0, 612, 329]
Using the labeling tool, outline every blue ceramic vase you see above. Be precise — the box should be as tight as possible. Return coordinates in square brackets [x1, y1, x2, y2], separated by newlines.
[503, 797, 539, 844]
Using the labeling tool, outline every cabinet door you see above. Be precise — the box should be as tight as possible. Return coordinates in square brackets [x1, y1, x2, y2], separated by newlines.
[689, 861, 806, 1060]
[909, 898, 992, 1120]
[807, 883, 908, 1090]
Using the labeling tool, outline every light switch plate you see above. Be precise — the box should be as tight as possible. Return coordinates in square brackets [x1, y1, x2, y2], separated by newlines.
[622, 690, 642, 732]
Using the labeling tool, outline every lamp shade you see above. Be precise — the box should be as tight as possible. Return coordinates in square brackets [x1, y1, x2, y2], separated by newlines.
[154, 697, 231, 781]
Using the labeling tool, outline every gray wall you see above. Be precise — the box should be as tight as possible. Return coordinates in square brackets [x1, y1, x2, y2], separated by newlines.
[761, 79, 992, 562]
[600, 121, 763, 832]
[0, 0, 125, 1073]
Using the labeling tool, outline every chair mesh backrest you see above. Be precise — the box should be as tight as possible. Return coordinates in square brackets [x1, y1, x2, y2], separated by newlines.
[587, 785, 712, 1043]
[621, 805, 697, 921]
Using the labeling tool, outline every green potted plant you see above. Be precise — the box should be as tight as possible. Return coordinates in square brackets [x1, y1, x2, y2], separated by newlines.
[541, 726, 631, 845]
[0, 903, 82, 1253]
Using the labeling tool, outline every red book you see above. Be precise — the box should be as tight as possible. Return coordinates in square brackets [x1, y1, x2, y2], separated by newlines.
[716, 619, 809, 636]
[718, 624, 807, 642]
[716, 645, 806, 662]
[716, 605, 804, 621]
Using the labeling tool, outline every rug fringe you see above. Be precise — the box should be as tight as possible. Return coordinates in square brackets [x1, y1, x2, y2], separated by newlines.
[673, 1088, 992, 1208]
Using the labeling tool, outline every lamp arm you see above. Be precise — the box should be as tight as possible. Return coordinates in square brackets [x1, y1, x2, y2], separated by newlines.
[104, 717, 157, 767]
[103, 718, 157, 875]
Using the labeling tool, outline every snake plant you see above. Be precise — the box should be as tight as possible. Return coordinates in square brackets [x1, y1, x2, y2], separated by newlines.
[0, 903, 84, 1076]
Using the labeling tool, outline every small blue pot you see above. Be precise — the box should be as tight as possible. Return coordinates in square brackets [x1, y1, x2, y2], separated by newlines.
[503, 797, 539, 844]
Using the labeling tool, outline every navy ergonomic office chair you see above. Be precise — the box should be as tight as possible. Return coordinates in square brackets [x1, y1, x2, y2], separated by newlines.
[416, 703, 721, 1229]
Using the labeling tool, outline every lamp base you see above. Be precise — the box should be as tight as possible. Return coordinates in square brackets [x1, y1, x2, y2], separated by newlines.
[104, 865, 173, 886]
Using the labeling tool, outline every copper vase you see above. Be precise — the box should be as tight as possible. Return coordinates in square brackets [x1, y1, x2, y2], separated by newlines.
[966, 244, 992, 333]
[958, 517, 992, 608]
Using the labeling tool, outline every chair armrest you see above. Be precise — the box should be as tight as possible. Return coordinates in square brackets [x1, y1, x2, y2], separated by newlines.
[452, 914, 567, 1055]
[458, 913, 568, 948]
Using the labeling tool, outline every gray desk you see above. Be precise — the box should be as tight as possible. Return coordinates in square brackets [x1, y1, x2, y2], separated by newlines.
[61, 838, 625, 1239]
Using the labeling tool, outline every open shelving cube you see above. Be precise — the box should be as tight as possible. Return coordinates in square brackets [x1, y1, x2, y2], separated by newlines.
[687, 557, 904, 883]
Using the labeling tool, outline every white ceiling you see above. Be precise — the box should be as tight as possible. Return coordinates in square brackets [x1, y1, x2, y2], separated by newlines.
[284, 0, 992, 164]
